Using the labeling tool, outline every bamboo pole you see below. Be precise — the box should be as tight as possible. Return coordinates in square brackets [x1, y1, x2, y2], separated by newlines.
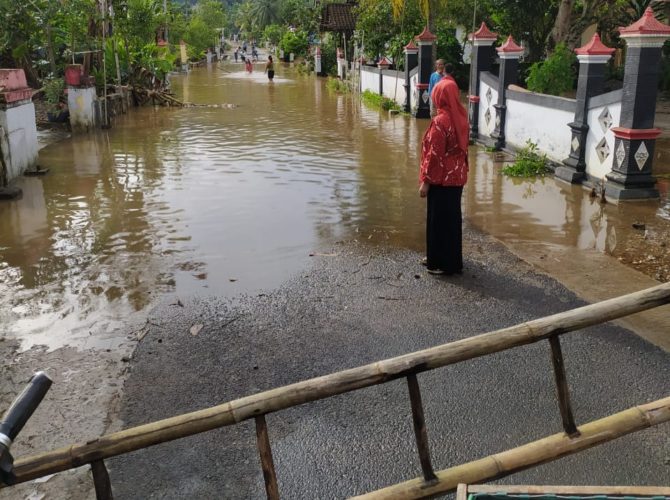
[7, 282, 670, 484]
[548, 336, 578, 436]
[352, 396, 670, 499]
[255, 415, 280, 500]
[406, 374, 437, 482]
[90, 460, 113, 500]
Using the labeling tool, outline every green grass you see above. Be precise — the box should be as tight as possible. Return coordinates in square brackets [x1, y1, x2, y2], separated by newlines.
[326, 77, 350, 93]
[502, 140, 550, 177]
[361, 90, 402, 112]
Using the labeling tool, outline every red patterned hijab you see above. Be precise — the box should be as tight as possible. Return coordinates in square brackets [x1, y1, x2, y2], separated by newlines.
[432, 78, 469, 153]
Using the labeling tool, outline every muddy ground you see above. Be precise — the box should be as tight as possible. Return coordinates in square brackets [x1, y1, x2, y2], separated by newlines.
[2, 227, 667, 499]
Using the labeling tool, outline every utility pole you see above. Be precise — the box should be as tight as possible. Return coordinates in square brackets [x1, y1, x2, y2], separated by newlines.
[163, 0, 168, 42]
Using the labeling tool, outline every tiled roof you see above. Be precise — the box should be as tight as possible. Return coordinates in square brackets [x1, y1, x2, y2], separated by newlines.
[319, 2, 357, 32]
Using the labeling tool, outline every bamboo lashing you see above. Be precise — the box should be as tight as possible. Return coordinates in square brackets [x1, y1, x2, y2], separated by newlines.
[6, 282, 670, 485]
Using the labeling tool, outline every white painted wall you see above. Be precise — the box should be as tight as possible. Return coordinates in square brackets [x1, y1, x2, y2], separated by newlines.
[478, 80, 498, 137]
[68, 87, 98, 132]
[381, 73, 405, 106]
[585, 101, 621, 180]
[360, 68, 378, 94]
[0, 101, 38, 182]
[410, 72, 419, 112]
[505, 98, 573, 163]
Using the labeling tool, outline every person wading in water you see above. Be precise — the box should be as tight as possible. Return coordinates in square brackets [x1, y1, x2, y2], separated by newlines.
[264, 55, 275, 81]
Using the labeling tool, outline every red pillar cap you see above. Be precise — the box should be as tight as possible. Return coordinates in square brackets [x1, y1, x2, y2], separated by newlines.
[575, 33, 615, 55]
[619, 7, 670, 36]
[496, 35, 523, 54]
[416, 26, 437, 42]
[469, 22, 498, 41]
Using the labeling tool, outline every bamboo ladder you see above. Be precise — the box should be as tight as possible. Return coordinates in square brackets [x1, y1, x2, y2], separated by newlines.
[4, 282, 670, 500]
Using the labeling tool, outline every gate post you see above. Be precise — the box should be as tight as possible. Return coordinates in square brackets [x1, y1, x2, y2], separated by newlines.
[490, 36, 523, 150]
[413, 27, 436, 119]
[66, 64, 99, 133]
[404, 40, 419, 113]
[556, 34, 614, 184]
[0, 69, 38, 193]
[467, 23, 498, 141]
[605, 7, 670, 200]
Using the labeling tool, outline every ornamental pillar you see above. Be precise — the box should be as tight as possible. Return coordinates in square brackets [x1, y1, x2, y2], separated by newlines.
[413, 27, 436, 119]
[377, 57, 391, 96]
[467, 23, 498, 141]
[0, 69, 37, 196]
[605, 8, 670, 200]
[556, 34, 614, 183]
[403, 40, 418, 113]
[490, 36, 523, 150]
[315, 46, 323, 76]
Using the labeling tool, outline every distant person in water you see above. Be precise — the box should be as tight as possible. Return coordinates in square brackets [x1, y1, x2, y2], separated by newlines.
[245, 58, 253, 73]
[234, 47, 239, 62]
[265, 55, 274, 81]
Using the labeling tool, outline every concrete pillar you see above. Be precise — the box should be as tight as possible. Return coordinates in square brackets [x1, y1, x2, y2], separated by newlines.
[413, 27, 437, 119]
[0, 69, 38, 195]
[377, 57, 390, 96]
[315, 46, 323, 76]
[206, 49, 213, 64]
[490, 36, 523, 150]
[556, 34, 614, 184]
[403, 40, 418, 113]
[605, 7, 670, 200]
[337, 47, 345, 79]
[66, 64, 98, 133]
[467, 23, 498, 141]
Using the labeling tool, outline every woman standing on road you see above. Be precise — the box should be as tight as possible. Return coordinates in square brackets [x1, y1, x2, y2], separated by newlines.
[419, 77, 469, 275]
[265, 55, 275, 81]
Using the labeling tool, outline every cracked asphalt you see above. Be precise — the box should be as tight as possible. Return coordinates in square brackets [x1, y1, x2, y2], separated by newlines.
[109, 227, 669, 498]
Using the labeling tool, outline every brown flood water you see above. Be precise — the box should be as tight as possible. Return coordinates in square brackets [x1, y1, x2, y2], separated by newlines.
[1, 62, 669, 351]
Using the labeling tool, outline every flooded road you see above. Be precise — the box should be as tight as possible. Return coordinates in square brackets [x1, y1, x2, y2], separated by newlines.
[1, 62, 669, 351]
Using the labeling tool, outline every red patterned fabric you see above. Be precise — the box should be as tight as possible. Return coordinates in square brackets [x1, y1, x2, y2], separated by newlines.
[420, 78, 469, 186]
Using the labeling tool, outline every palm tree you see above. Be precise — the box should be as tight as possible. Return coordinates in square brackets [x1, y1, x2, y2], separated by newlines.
[390, 0, 446, 32]
[251, 0, 278, 30]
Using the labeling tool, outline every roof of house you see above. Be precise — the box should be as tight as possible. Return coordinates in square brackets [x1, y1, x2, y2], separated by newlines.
[319, 2, 357, 33]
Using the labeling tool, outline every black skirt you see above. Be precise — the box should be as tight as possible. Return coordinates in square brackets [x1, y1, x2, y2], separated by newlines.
[268, 70, 275, 80]
[426, 185, 463, 273]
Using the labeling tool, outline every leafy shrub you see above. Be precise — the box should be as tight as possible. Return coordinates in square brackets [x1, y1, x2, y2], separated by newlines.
[43, 78, 64, 113]
[526, 43, 576, 96]
[326, 77, 349, 93]
[263, 24, 285, 47]
[502, 140, 549, 177]
[361, 89, 401, 111]
[279, 30, 309, 57]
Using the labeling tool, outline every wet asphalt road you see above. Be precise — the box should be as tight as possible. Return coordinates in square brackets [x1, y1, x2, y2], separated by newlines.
[110, 228, 669, 498]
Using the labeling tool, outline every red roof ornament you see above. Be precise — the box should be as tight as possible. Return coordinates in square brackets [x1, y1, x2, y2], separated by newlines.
[619, 7, 670, 36]
[497, 35, 523, 54]
[575, 33, 615, 55]
[416, 26, 437, 42]
[377, 57, 391, 67]
[157, 38, 168, 47]
[404, 40, 418, 51]
[469, 22, 498, 41]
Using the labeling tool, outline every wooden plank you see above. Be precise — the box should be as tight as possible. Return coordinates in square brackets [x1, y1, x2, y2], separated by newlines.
[548, 336, 578, 436]
[351, 396, 670, 499]
[463, 485, 670, 496]
[90, 460, 113, 500]
[255, 415, 280, 500]
[455, 483, 468, 500]
[406, 374, 437, 482]
[7, 282, 670, 485]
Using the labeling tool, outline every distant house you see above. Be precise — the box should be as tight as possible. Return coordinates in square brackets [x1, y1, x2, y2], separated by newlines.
[318, 0, 357, 37]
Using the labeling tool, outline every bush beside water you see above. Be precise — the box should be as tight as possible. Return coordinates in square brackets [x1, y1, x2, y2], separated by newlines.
[361, 90, 401, 111]
[502, 140, 549, 177]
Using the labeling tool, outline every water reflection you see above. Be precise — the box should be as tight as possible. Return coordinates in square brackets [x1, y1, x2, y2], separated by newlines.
[1, 63, 668, 351]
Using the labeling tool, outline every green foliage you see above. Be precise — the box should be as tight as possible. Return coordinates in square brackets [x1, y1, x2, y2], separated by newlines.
[43, 77, 64, 112]
[434, 25, 465, 86]
[354, 0, 424, 63]
[326, 77, 350, 93]
[361, 89, 402, 111]
[319, 33, 338, 77]
[279, 30, 308, 57]
[526, 43, 576, 96]
[263, 24, 285, 47]
[502, 140, 549, 177]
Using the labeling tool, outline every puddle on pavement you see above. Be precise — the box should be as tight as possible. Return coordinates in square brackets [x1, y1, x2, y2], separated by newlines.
[1, 62, 668, 351]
